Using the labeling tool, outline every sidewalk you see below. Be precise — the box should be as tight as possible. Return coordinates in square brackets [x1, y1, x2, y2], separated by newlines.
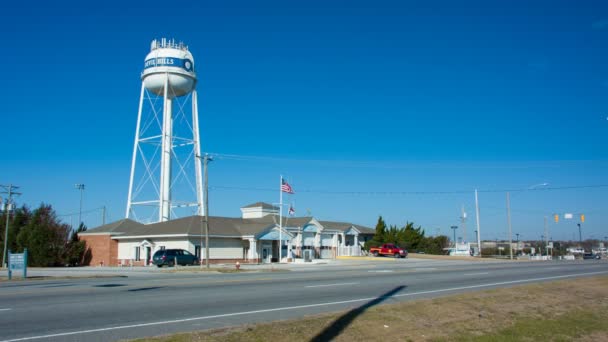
[4, 259, 345, 278]
[4, 255, 494, 279]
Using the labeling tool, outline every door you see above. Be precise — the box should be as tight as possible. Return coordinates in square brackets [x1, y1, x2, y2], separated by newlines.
[262, 247, 272, 263]
[145, 247, 151, 266]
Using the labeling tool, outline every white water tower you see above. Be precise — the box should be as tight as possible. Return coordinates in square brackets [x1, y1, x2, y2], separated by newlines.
[126, 38, 203, 223]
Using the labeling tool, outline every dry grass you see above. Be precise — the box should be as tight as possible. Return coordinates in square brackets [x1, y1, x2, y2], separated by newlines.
[129, 276, 608, 342]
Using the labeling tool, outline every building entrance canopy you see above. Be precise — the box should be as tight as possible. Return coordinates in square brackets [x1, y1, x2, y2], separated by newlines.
[258, 229, 292, 241]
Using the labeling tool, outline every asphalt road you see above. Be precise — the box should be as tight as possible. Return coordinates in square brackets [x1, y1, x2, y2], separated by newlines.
[1, 259, 607, 342]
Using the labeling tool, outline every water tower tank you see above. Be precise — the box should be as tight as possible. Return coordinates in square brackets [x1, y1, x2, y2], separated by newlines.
[142, 38, 196, 98]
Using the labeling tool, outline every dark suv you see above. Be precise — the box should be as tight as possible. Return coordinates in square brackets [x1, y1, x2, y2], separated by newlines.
[152, 249, 199, 267]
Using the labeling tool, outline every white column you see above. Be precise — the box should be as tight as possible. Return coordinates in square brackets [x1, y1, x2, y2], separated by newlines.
[159, 75, 173, 222]
[354, 234, 359, 247]
[248, 238, 257, 260]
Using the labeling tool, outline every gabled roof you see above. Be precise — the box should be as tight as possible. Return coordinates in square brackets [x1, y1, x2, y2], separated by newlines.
[241, 202, 278, 210]
[80, 219, 143, 235]
[86, 214, 373, 238]
[317, 220, 374, 234]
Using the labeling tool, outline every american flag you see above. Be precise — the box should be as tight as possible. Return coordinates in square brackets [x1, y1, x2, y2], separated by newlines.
[281, 178, 294, 194]
[288, 205, 295, 216]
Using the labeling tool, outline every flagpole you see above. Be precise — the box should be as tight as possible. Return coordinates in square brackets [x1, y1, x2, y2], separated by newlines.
[279, 175, 283, 263]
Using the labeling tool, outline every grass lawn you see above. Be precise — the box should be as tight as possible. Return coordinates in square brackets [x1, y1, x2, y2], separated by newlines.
[128, 275, 608, 341]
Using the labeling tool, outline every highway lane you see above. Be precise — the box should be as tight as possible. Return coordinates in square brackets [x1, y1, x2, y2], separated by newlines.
[1, 259, 607, 342]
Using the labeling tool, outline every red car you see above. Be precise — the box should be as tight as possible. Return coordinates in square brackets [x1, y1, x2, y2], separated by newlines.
[369, 244, 408, 258]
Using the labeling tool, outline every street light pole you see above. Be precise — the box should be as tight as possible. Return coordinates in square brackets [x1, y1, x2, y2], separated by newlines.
[75, 184, 85, 228]
[474, 189, 482, 258]
[577, 223, 582, 244]
[473, 230, 478, 255]
[506, 192, 513, 260]
[541, 235, 545, 256]
[544, 216, 549, 259]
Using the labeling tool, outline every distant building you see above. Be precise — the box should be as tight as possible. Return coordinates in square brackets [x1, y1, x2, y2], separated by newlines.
[80, 202, 374, 266]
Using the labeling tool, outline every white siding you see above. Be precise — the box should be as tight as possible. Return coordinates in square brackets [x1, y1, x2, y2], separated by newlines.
[117, 237, 244, 261]
[208, 238, 243, 259]
[303, 232, 315, 246]
[118, 239, 191, 260]
[320, 234, 333, 246]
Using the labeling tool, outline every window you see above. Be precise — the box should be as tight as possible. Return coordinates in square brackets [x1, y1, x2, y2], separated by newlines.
[135, 247, 141, 261]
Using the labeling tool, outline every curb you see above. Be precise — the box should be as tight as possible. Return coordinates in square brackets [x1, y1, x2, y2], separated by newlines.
[336, 256, 400, 261]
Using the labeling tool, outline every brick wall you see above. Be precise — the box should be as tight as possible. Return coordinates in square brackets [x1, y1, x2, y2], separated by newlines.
[80, 234, 119, 266]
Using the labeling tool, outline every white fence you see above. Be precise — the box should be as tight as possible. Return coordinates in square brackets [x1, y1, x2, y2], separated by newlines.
[338, 246, 362, 257]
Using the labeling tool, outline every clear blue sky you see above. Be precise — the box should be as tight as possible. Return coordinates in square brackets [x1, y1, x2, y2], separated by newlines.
[1, 0, 607, 242]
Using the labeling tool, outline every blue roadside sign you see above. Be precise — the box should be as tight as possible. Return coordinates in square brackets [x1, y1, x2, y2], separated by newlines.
[7, 249, 27, 280]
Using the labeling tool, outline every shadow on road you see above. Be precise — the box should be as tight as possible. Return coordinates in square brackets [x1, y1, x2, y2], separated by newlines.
[128, 286, 165, 292]
[94, 284, 126, 288]
[310, 285, 406, 342]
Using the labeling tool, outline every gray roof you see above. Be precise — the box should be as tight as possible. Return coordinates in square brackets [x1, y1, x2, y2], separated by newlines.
[80, 219, 143, 234]
[318, 220, 375, 234]
[241, 202, 278, 210]
[86, 215, 373, 238]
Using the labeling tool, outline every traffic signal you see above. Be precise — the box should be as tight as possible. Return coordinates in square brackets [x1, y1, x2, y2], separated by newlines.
[554, 214, 559, 223]
[580, 214, 585, 223]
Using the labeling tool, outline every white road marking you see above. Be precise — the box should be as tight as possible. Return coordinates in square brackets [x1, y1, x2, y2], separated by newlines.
[0, 309, 11, 312]
[463, 272, 489, 276]
[306, 282, 359, 288]
[2, 270, 607, 342]
[368, 270, 393, 273]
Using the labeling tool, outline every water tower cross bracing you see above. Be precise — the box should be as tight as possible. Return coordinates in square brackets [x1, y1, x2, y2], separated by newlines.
[126, 38, 203, 223]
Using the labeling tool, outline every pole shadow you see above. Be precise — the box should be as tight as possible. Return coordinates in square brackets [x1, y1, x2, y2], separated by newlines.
[310, 285, 406, 342]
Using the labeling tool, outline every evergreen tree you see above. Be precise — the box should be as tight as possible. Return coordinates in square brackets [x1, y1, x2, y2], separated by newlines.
[401, 222, 425, 251]
[16, 204, 71, 266]
[373, 216, 387, 242]
[64, 223, 87, 266]
[0, 205, 30, 255]
[385, 225, 400, 244]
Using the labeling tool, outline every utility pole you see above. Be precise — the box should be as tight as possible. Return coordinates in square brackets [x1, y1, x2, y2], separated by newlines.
[1, 184, 21, 268]
[506, 192, 513, 260]
[203, 153, 212, 269]
[451, 226, 458, 248]
[75, 184, 85, 228]
[577, 223, 582, 245]
[461, 205, 467, 243]
[544, 216, 549, 259]
[101, 206, 106, 225]
[475, 189, 482, 257]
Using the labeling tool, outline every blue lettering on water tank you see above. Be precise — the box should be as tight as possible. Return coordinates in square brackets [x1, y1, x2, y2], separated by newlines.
[144, 57, 193, 72]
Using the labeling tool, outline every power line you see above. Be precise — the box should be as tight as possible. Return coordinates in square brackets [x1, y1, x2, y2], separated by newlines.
[57, 206, 106, 218]
[208, 152, 608, 170]
[210, 184, 608, 196]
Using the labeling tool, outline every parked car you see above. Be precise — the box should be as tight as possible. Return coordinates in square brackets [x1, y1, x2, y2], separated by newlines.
[369, 244, 408, 258]
[582, 253, 600, 260]
[152, 249, 199, 267]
